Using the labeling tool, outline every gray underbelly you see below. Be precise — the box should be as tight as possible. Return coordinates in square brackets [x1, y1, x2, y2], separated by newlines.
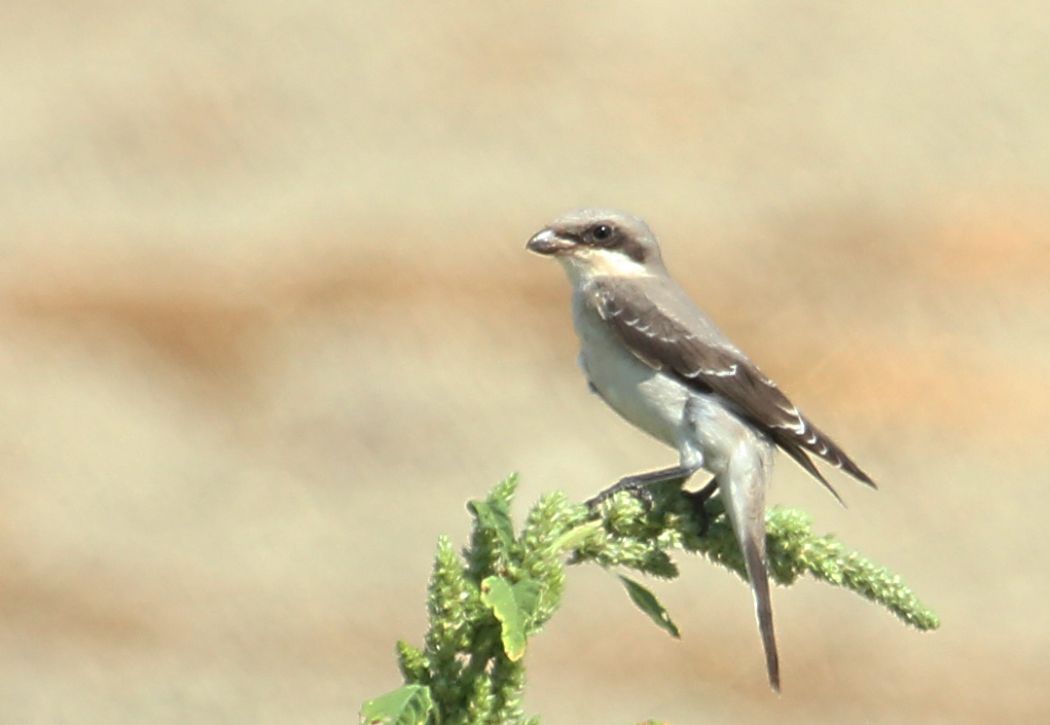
[579, 342, 690, 449]
[576, 328, 768, 473]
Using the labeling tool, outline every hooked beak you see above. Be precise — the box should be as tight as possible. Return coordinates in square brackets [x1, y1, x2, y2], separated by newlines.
[526, 228, 576, 256]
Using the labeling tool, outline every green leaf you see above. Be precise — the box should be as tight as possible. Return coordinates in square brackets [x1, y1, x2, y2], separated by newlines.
[512, 579, 541, 624]
[468, 499, 516, 554]
[553, 519, 604, 552]
[480, 575, 542, 661]
[360, 684, 433, 725]
[618, 575, 681, 639]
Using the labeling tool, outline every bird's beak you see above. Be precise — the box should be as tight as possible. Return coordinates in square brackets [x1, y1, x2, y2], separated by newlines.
[526, 228, 576, 256]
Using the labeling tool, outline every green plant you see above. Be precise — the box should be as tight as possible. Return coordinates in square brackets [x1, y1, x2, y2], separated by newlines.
[360, 474, 939, 724]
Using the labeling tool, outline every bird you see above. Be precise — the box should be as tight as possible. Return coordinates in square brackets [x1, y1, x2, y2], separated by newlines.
[525, 208, 876, 692]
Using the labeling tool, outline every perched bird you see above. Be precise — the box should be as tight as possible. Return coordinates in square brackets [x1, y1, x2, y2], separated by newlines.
[526, 208, 875, 691]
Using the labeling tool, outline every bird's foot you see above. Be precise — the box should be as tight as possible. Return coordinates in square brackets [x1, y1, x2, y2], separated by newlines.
[585, 474, 656, 511]
[682, 479, 720, 537]
[586, 465, 697, 513]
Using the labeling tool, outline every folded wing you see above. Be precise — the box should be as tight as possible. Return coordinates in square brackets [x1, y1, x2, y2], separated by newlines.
[590, 279, 876, 500]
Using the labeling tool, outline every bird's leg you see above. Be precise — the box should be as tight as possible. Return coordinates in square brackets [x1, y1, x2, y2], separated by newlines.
[586, 464, 699, 510]
[682, 479, 720, 537]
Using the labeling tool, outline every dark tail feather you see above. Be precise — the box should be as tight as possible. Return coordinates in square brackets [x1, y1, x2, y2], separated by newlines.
[719, 463, 781, 691]
[771, 414, 878, 497]
[800, 420, 878, 490]
[780, 444, 846, 507]
[742, 537, 780, 692]
[836, 451, 878, 489]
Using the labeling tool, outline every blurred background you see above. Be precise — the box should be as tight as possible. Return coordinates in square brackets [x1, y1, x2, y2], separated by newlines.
[2, 2, 1048, 722]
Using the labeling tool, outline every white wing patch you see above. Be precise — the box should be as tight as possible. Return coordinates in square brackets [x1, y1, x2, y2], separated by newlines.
[684, 363, 739, 378]
[772, 402, 807, 435]
[621, 316, 652, 333]
[705, 363, 739, 377]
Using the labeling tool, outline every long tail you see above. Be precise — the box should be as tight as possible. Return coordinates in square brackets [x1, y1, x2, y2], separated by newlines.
[718, 454, 781, 692]
[741, 530, 779, 692]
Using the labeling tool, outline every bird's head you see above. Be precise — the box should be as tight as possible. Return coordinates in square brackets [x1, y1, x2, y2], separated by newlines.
[526, 208, 664, 281]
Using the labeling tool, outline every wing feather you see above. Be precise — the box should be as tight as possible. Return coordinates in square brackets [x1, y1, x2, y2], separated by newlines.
[591, 280, 876, 494]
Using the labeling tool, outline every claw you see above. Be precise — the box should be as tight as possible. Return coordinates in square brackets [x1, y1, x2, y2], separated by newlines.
[587, 464, 699, 514]
[585, 475, 655, 511]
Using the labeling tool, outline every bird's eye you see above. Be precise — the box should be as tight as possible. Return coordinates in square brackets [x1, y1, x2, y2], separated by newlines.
[591, 224, 613, 241]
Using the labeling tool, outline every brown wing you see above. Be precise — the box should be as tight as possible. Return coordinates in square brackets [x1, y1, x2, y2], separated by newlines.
[591, 280, 876, 499]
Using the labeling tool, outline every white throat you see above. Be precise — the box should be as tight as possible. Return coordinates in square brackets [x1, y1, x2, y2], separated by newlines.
[558, 247, 654, 287]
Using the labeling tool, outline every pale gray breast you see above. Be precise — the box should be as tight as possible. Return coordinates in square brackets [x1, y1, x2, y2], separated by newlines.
[570, 290, 690, 449]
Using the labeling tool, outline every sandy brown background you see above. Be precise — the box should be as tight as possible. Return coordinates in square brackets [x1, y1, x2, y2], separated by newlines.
[2, 2, 1049, 723]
